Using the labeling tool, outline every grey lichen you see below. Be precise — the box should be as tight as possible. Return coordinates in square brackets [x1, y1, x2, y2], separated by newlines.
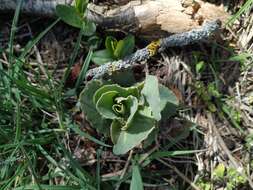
[159, 20, 221, 51]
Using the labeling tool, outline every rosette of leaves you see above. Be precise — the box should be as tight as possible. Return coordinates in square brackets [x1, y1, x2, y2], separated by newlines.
[91, 35, 135, 65]
[79, 75, 178, 155]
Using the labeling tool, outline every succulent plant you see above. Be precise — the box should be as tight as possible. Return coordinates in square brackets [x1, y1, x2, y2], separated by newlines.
[79, 75, 178, 155]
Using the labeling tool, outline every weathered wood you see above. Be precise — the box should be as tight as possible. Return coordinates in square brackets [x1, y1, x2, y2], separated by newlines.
[0, 0, 72, 16]
[0, 0, 229, 35]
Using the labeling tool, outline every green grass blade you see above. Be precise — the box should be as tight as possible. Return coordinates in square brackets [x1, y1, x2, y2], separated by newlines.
[130, 164, 144, 190]
[14, 103, 21, 143]
[14, 79, 52, 100]
[1, 162, 27, 190]
[75, 49, 93, 90]
[13, 185, 81, 190]
[96, 148, 102, 190]
[150, 150, 203, 160]
[221, 103, 244, 133]
[19, 19, 60, 59]
[0, 142, 22, 180]
[37, 145, 88, 186]
[8, 0, 23, 67]
[20, 147, 42, 190]
[58, 143, 96, 190]
[68, 123, 111, 147]
[61, 29, 83, 88]
[226, 0, 253, 25]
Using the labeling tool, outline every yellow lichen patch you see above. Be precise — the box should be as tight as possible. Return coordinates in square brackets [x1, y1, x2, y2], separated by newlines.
[147, 40, 161, 56]
[107, 63, 117, 75]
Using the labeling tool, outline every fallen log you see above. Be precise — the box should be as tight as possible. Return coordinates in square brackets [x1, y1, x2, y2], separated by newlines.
[0, 0, 229, 35]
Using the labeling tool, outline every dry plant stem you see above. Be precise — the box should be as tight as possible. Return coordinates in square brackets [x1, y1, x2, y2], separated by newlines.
[0, 0, 228, 34]
[208, 113, 253, 189]
[115, 150, 133, 190]
[86, 20, 220, 80]
[208, 113, 241, 169]
[101, 145, 158, 180]
[157, 158, 201, 190]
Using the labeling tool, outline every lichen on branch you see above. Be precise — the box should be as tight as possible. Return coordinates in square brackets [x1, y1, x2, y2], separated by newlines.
[86, 20, 220, 80]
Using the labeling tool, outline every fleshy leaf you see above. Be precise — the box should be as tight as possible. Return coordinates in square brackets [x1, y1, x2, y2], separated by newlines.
[114, 35, 135, 59]
[105, 36, 118, 56]
[93, 84, 139, 105]
[91, 49, 114, 65]
[113, 111, 155, 155]
[159, 85, 178, 119]
[56, 5, 83, 28]
[75, 0, 88, 15]
[138, 106, 153, 118]
[96, 91, 119, 119]
[112, 103, 126, 115]
[122, 95, 139, 130]
[79, 80, 111, 135]
[82, 20, 96, 36]
[110, 120, 121, 144]
[141, 75, 161, 121]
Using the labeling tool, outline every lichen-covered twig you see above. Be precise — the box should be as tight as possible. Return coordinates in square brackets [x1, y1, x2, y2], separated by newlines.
[86, 20, 220, 80]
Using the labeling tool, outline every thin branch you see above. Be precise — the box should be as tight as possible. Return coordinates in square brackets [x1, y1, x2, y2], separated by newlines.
[157, 158, 201, 190]
[86, 20, 220, 80]
[208, 113, 253, 189]
[115, 150, 133, 190]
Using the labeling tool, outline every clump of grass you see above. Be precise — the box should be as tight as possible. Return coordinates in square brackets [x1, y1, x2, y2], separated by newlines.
[0, 1, 98, 189]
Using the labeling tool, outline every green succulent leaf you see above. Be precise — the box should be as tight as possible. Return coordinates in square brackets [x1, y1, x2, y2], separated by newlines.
[91, 49, 114, 65]
[114, 35, 135, 59]
[112, 102, 126, 115]
[93, 84, 139, 105]
[105, 36, 118, 56]
[110, 95, 138, 131]
[79, 80, 111, 135]
[96, 91, 119, 119]
[123, 95, 139, 130]
[113, 110, 155, 155]
[110, 120, 121, 144]
[56, 5, 83, 28]
[138, 105, 153, 118]
[159, 85, 178, 118]
[79, 75, 178, 155]
[141, 75, 161, 121]
[75, 0, 88, 15]
[82, 20, 96, 36]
